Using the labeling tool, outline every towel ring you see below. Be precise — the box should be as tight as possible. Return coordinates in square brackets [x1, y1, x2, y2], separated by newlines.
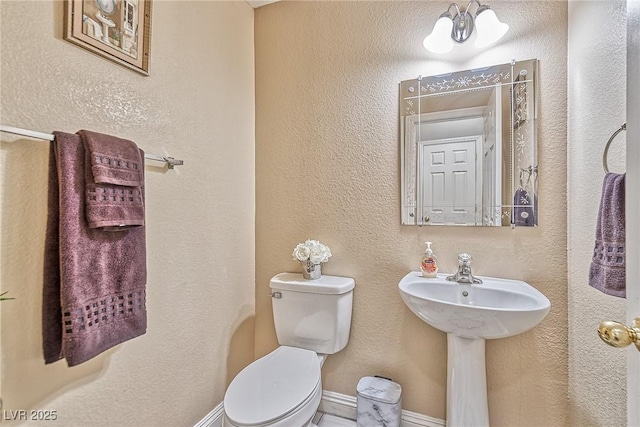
[603, 123, 626, 173]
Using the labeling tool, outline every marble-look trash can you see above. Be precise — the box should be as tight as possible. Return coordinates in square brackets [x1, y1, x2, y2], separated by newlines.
[356, 376, 402, 427]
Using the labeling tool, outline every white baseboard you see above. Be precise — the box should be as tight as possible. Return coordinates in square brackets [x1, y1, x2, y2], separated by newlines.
[195, 391, 445, 427]
[319, 391, 445, 427]
[194, 401, 224, 427]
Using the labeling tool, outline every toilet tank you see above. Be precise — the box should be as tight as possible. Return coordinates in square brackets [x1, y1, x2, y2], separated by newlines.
[270, 273, 355, 354]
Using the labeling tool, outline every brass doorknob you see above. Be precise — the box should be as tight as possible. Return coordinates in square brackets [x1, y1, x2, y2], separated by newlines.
[597, 318, 640, 351]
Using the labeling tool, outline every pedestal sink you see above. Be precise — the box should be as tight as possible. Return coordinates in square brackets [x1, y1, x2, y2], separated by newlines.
[398, 272, 550, 427]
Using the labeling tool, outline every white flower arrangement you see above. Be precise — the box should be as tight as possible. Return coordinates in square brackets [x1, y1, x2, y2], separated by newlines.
[292, 239, 332, 265]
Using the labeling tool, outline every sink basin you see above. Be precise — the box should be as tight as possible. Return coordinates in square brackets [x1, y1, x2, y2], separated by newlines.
[398, 271, 550, 339]
[399, 271, 551, 426]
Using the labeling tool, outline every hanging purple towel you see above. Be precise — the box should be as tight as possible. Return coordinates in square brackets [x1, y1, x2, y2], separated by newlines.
[589, 173, 626, 298]
[513, 188, 536, 226]
[78, 130, 145, 231]
[43, 131, 147, 366]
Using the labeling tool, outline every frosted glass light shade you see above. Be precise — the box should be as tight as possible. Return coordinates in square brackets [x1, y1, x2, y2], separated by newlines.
[474, 9, 509, 48]
[423, 16, 454, 54]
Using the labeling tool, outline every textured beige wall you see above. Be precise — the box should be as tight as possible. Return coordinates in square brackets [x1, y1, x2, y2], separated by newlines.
[255, 1, 568, 424]
[567, 1, 627, 426]
[0, 1, 255, 426]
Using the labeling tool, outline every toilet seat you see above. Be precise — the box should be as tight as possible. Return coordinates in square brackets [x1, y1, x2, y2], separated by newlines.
[224, 346, 321, 426]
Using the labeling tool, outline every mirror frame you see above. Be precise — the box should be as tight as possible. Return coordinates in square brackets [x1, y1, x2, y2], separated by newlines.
[400, 59, 538, 227]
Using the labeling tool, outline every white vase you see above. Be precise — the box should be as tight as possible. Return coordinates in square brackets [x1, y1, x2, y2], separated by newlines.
[301, 260, 321, 280]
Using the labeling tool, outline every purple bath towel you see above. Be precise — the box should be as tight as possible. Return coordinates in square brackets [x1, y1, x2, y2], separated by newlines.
[79, 130, 143, 187]
[43, 131, 147, 366]
[79, 130, 144, 231]
[589, 173, 626, 298]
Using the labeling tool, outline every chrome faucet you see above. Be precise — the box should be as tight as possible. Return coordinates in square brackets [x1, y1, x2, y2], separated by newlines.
[446, 253, 483, 284]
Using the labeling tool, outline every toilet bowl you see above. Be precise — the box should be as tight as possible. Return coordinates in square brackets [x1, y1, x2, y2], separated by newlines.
[224, 346, 322, 427]
[223, 273, 355, 427]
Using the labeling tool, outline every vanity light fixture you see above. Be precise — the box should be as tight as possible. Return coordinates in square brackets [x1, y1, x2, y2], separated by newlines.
[423, 1, 509, 53]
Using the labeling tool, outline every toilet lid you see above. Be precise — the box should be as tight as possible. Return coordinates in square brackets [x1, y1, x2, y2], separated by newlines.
[224, 346, 321, 426]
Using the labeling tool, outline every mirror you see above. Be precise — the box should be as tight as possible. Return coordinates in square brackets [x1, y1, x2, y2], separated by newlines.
[400, 59, 538, 226]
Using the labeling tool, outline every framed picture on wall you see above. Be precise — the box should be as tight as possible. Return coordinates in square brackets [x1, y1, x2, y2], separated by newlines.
[64, 0, 152, 76]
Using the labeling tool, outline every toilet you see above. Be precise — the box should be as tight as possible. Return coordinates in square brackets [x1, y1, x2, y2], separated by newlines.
[224, 272, 355, 427]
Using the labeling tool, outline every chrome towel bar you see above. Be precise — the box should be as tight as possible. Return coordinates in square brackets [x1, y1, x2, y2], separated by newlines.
[0, 125, 184, 169]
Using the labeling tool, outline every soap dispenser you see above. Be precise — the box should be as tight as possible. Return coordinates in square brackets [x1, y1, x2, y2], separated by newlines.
[420, 241, 438, 278]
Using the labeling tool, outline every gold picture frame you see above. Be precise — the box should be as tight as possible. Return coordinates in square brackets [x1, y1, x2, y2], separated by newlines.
[64, 0, 152, 76]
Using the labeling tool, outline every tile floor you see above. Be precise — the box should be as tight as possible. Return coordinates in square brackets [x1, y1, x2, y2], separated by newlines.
[314, 413, 356, 427]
